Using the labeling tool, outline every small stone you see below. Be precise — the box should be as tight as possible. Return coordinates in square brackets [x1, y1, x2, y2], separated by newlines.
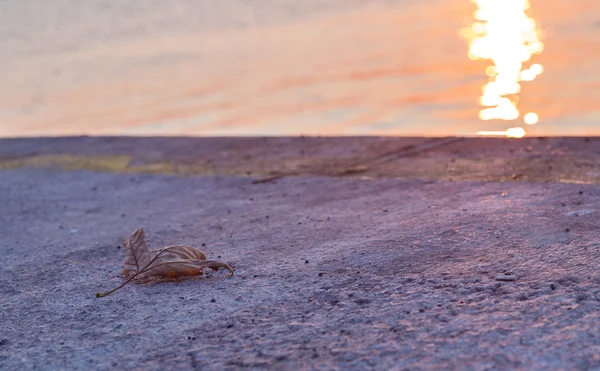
[550, 283, 556, 290]
[495, 275, 517, 282]
[210, 298, 216, 303]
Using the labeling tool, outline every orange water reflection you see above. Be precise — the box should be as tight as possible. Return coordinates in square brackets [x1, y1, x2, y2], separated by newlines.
[0, 0, 598, 137]
[464, 0, 544, 138]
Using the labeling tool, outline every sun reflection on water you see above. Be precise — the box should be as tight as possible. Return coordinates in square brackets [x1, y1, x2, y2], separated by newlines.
[476, 127, 526, 138]
[463, 0, 544, 137]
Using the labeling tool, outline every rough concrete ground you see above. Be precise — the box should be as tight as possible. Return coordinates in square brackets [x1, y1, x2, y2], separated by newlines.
[1, 137, 600, 370]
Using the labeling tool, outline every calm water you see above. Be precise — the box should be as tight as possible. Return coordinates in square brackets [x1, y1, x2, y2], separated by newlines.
[1, 0, 599, 137]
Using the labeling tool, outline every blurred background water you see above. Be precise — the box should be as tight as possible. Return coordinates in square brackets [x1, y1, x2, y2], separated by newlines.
[0, 0, 598, 137]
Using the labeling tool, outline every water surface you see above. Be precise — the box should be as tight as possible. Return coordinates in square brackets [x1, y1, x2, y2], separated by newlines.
[1, 0, 598, 137]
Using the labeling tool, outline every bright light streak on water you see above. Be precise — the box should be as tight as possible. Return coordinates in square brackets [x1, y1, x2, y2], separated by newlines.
[463, 0, 545, 137]
[477, 127, 526, 138]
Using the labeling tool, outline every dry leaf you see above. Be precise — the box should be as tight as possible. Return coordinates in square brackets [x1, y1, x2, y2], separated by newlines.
[97, 227, 234, 297]
[121, 227, 153, 276]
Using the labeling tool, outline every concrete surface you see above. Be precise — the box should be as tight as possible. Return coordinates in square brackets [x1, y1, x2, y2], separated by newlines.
[1, 137, 600, 370]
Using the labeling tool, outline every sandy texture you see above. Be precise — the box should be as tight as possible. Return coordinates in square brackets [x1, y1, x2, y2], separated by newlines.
[1, 136, 600, 183]
[1, 137, 600, 370]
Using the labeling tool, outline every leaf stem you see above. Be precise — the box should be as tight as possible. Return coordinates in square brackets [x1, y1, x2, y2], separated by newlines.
[95, 246, 177, 298]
